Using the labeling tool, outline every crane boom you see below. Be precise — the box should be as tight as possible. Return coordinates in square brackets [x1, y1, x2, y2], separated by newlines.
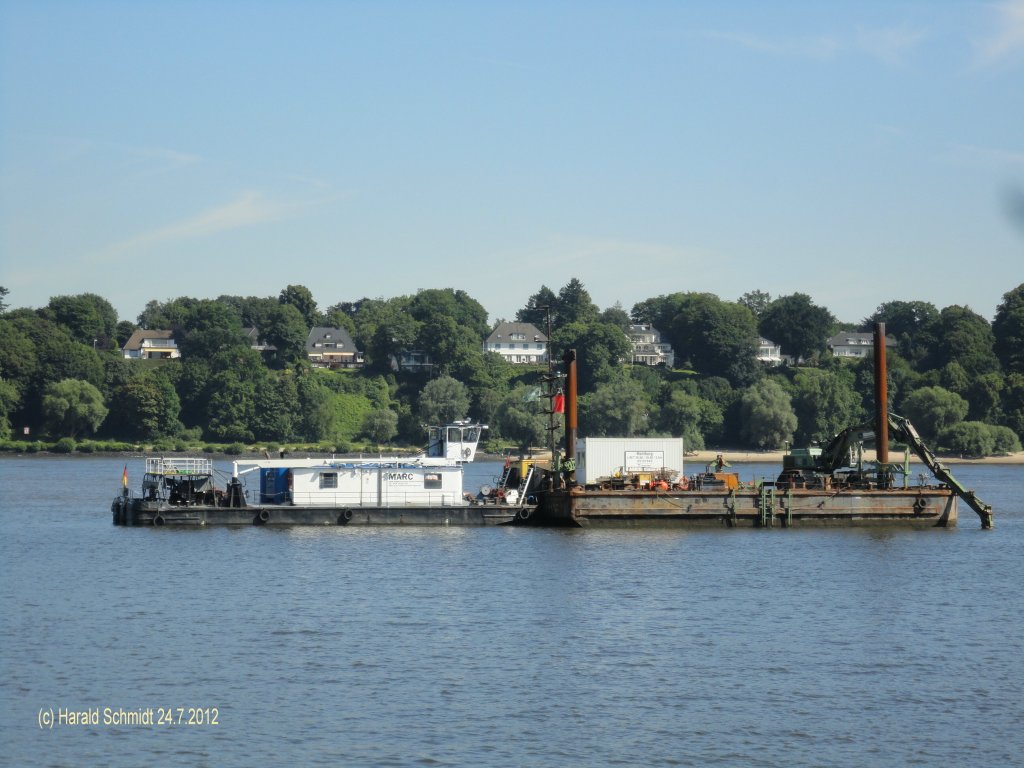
[812, 412, 993, 529]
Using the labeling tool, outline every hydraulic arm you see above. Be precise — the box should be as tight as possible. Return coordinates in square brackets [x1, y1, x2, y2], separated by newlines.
[814, 413, 993, 529]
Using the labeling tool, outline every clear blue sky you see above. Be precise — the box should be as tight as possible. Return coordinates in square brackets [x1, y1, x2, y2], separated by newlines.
[2, 1, 1022, 326]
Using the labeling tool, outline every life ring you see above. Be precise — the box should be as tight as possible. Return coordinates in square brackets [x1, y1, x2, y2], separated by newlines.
[258, 509, 270, 523]
[153, 513, 165, 527]
[678, 477, 690, 490]
[339, 508, 353, 523]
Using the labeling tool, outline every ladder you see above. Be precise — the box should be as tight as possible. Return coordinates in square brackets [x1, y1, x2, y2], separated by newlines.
[759, 481, 776, 528]
[497, 460, 513, 492]
[515, 465, 536, 507]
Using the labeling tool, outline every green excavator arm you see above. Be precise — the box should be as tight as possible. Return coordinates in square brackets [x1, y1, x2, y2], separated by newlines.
[814, 412, 994, 529]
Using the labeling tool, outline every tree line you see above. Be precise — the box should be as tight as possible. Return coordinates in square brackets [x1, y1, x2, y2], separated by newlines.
[0, 281, 1022, 457]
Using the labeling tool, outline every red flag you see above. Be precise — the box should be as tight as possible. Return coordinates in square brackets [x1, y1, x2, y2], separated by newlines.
[553, 393, 565, 414]
[122, 465, 128, 488]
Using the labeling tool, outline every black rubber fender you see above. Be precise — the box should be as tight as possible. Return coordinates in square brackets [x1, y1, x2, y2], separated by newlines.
[153, 513, 165, 527]
[258, 509, 270, 523]
[338, 508, 353, 524]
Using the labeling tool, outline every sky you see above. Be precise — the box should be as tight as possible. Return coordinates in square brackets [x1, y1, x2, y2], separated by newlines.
[1, 1, 1022, 327]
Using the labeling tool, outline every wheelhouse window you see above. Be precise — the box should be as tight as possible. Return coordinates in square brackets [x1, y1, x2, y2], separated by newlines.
[320, 472, 338, 489]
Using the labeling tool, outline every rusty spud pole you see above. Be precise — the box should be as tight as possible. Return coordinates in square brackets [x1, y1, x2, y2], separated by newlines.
[874, 322, 890, 487]
[563, 348, 577, 487]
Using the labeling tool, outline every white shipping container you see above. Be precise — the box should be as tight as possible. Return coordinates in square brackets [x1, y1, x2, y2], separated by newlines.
[577, 437, 685, 484]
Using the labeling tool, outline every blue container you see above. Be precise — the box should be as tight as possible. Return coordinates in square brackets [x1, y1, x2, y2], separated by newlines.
[260, 468, 290, 503]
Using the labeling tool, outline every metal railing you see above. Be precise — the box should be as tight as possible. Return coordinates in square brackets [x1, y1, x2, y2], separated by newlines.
[144, 457, 214, 476]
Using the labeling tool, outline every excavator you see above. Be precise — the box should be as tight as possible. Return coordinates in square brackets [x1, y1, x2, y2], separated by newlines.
[778, 412, 994, 529]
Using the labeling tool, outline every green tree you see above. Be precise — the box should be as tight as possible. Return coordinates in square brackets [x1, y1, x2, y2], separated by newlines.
[410, 288, 489, 339]
[737, 290, 772, 320]
[279, 284, 320, 328]
[321, 303, 359, 337]
[354, 297, 420, 372]
[928, 305, 1000, 377]
[791, 368, 863, 445]
[759, 293, 836, 362]
[0, 286, 8, 313]
[580, 375, 652, 437]
[495, 385, 549, 451]
[204, 372, 257, 442]
[177, 300, 250, 359]
[418, 315, 481, 377]
[0, 378, 19, 438]
[115, 320, 137, 348]
[599, 302, 632, 331]
[516, 285, 558, 330]
[991, 425, 1022, 454]
[261, 303, 309, 366]
[418, 375, 470, 425]
[999, 373, 1024, 442]
[0, 319, 39, 396]
[43, 293, 119, 347]
[556, 278, 599, 327]
[361, 408, 399, 446]
[666, 294, 761, 386]
[137, 297, 197, 330]
[103, 373, 183, 440]
[866, 300, 940, 369]
[966, 372, 1004, 423]
[993, 283, 1024, 374]
[659, 389, 723, 452]
[901, 386, 969, 443]
[738, 379, 797, 449]
[551, 322, 632, 392]
[42, 379, 108, 438]
[251, 376, 298, 442]
[940, 422, 996, 457]
[296, 375, 333, 441]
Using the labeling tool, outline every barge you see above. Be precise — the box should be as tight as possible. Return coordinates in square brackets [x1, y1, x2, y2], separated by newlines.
[527, 323, 993, 529]
[112, 422, 533, 527]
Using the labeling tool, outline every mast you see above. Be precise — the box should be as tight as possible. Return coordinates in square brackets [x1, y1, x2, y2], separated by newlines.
[874, 322, 891, 488]
[563, 348, 578, 487]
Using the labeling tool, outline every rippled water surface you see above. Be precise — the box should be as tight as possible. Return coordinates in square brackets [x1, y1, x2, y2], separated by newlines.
[2, 457, 1023, 767]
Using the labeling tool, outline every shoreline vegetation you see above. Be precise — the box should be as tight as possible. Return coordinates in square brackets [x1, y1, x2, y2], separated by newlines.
[2, 440, 1021, 466]
[3, 282, 1023, 465]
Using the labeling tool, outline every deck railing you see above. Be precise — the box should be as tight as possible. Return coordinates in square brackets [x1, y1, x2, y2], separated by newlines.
[145, 457, 214, 476]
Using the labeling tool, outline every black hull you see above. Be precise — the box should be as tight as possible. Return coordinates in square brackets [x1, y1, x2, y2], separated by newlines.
[529, 487, 957, 528]
[112, 498, 517, 527]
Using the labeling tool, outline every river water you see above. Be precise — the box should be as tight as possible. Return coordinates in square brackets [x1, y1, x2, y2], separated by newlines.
[1, 456, 1022, 767]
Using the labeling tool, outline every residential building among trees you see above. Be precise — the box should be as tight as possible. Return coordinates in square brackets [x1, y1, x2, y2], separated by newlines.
[485, 322, 548, 365]
[628, 324, 674, 367]
[122, 330, 180, 360]
[306, 327, 363, 369]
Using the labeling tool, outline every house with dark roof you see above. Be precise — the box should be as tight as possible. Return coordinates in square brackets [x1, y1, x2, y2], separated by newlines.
[306, 327, 363, 369]
[122, 329, 180, 360]
[628, 324, 675, 367]
[828, 331, 894, 359]
[485, 322, 548, 365]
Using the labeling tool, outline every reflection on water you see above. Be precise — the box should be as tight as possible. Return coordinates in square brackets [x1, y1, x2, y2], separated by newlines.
[1, 457, 1022, 767]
